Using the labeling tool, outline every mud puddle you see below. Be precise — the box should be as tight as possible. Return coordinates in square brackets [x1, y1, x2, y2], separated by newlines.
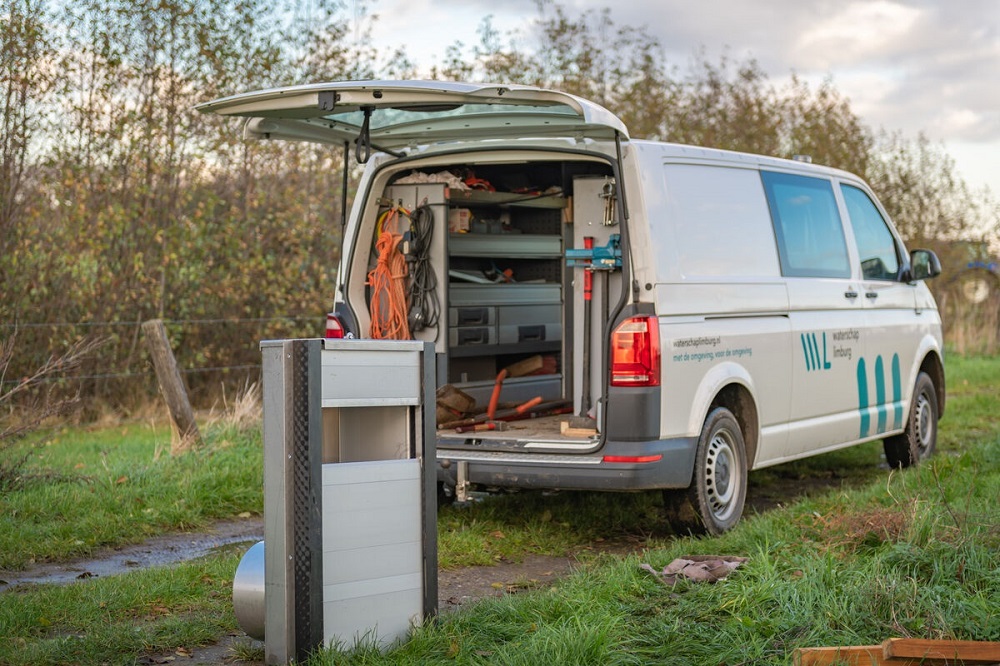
[0, 518, 263, 592]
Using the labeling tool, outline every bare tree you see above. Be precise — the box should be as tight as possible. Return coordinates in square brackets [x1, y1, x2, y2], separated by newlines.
[0, 0, 55, 276]
[0, 334, 106, 491]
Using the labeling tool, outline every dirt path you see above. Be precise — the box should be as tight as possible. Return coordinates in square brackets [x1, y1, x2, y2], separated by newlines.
[0, 518, 264, 592]
[149, 542, 645, 665]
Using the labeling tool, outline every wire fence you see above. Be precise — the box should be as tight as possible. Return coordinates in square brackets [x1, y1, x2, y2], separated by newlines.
[0, 317, 321, 329]
[0, 316, 326, 407]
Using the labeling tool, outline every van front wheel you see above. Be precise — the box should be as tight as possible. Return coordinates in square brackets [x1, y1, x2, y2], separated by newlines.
[883, 371, 938, 469]
[663, 407, 747, 536]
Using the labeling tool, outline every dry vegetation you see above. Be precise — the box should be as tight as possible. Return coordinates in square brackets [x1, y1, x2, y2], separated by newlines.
[2, 1, 998, 413]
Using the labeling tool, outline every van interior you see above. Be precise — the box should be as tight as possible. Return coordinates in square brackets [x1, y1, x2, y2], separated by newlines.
[342, 156, 626, 447]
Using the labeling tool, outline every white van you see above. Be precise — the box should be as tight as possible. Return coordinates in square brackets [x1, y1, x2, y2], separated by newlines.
[200, 81, 945, 534]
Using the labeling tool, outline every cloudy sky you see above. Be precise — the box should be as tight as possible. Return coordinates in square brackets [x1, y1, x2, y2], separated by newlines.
[364, 0, 1000, 196]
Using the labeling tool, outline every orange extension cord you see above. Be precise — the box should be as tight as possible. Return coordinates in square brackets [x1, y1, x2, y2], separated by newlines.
[367, 207, 412, 340]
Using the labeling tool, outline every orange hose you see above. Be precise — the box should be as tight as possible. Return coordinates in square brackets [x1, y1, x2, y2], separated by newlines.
[513, 396, 543, 414]
[486, 369, 508, 420]
[367, 208, 411, 340]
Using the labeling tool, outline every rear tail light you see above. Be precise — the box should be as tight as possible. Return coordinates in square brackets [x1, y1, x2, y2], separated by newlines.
[610, 315, 660, 387]
[325, 312, 345, 339]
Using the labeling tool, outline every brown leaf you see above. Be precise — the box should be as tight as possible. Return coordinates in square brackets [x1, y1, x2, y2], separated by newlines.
[116, 476, 128, 485]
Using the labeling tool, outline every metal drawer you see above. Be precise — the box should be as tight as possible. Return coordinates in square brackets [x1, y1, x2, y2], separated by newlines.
[497, 304, 562, 344]
[448, 326, 497, 348]
[448, 306, 496, 327]
[450, 283, 561, 306]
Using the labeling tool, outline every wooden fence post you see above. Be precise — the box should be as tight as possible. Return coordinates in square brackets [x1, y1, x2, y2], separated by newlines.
[142, 319, 202, 454]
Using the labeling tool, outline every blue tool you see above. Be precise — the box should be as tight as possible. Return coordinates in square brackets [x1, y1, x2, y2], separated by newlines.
[565, 234, 622, 269]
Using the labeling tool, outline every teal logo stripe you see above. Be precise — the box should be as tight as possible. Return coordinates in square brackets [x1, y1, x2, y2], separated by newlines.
[801, 332, 832, 372]
[875, 356, 887, 434]
[857, 353, 904, 438]
[891, 354, 902, 429]
[857, 358, 870, 438]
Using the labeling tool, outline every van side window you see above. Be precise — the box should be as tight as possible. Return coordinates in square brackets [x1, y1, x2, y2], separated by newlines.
[661, 164, 780, 278]
[761, 171, 851, 279]
[840, 184, 901, 281]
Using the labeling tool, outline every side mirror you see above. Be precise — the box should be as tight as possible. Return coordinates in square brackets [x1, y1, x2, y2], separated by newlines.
[909, 249, 942, 281]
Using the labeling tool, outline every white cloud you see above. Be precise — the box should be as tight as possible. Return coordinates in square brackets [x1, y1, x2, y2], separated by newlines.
[366, 0, 1000, 193]
[792, 1, 922, 68]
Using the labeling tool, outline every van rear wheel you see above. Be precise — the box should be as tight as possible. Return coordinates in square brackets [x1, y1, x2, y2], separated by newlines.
[663, 407, 747, 536]
[883, 371, 938, 469]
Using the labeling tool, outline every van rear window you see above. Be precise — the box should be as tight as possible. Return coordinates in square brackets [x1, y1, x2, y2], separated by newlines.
[761, 171, 851, 279]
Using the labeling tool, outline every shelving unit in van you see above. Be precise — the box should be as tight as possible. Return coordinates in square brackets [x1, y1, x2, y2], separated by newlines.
[445, 189, 567, 407]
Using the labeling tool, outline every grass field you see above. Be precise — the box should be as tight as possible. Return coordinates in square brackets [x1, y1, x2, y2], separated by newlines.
[0, 356, 997, 665]
[317, 356, 999, 665]
[0, 420, 262, 570]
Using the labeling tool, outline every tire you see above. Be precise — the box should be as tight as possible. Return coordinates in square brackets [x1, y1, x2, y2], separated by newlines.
[663, 407, 748, 536]
[883, 371, 938, 469]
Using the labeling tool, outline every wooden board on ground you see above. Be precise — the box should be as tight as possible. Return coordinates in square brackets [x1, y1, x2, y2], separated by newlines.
[794, 639, 1000, 666]
[883, 638, 1000, 663]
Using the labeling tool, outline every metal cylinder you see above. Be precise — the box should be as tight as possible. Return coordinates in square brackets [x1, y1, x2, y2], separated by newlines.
[232, 541, 266, 640]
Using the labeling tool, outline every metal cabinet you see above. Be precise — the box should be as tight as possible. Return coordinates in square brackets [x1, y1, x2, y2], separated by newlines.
[233, 339, 437, 665]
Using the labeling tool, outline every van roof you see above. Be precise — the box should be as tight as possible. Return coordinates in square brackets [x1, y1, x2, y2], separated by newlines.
[626, 139, 864, 184]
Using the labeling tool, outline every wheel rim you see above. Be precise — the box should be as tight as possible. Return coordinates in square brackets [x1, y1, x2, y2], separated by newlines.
[705, 429, 740, 521]
[913, 388, 934, 458]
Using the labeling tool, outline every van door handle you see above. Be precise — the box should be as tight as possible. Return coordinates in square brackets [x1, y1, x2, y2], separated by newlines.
[866, 291, 878, 300]
[844, 290, 858, 299]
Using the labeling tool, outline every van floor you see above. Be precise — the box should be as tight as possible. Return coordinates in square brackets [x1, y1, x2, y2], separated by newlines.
[437, 414, 598, 444]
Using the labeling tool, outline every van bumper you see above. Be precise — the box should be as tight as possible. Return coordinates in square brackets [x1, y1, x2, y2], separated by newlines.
[436, 436, 698, 491]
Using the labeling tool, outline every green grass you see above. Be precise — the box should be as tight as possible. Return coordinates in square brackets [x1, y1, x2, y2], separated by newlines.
[0, 546, 242, 666]
[438, 490, 668, 568]
[312, 354, 1000, 664]
[0, 422, 263, 569]
[1, 355, 997, 665]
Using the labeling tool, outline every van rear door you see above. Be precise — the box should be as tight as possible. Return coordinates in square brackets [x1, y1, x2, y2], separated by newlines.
[196, 80, 628, 148]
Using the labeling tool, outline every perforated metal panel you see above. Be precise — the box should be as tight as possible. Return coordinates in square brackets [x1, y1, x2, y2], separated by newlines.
[291, 341, 323, 662]
[512, 207, 563, 235]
